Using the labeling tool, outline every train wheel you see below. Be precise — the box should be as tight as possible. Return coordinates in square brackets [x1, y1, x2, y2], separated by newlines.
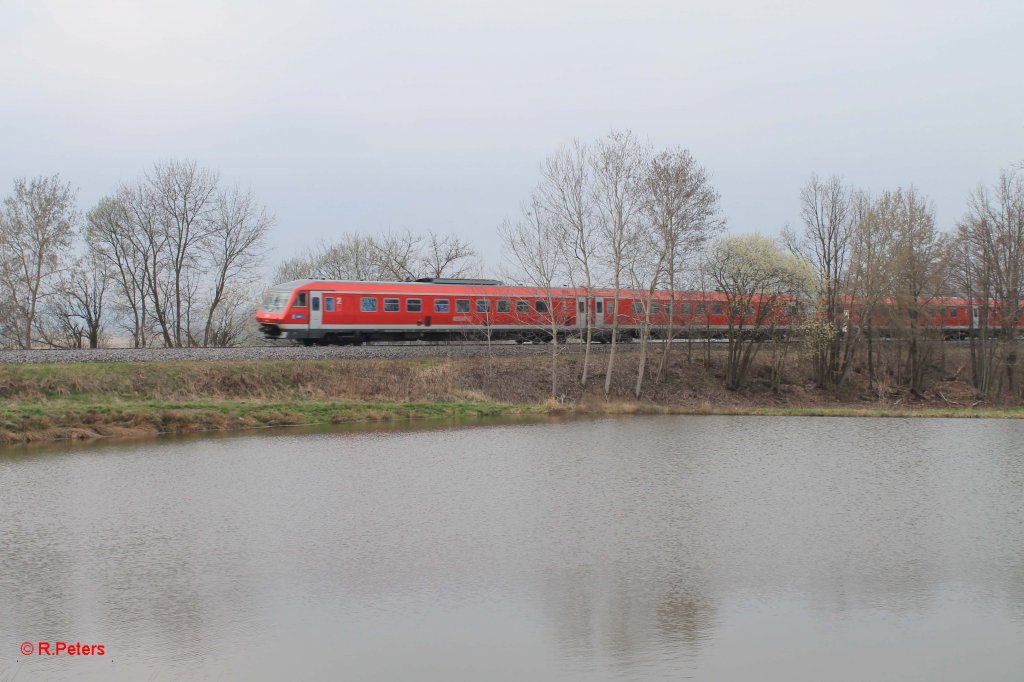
[301, 339, 315, 347]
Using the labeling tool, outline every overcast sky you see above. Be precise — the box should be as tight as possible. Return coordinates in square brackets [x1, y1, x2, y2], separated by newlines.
[2, 0, 1022, 274]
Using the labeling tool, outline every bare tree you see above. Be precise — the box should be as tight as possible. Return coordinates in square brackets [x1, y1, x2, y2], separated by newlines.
[847, 190, 893, 387]
[87, 196, 153, 347]
[275, 228, 477, 284]
[0, 175, 78, 348]
[145, 159, 219, 346]
[500, 196, 567, 398]
[785, 175, 854, 389]
[539, 140, 598, 386]
[642, 147, 725, 381]
[880, 188, 948, 395]
[419, 231, 479, 278]
[373, 228, 424, 281]
[625, 221, 667, 398]
[951, 224, 995, 394]
[204, 285, 262, 347]
[118, 181, 172, 345]
[202, 186, 272, 346]
[275, 234, 382, 282]
[959, 168, 1024, 396]
[593, 131, 649, 396]
[44, 250, 110, 346]
[98, 159, 272, 348]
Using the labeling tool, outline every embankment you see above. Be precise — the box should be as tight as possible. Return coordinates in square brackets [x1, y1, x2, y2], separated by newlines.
[1, 351, 1020, 445]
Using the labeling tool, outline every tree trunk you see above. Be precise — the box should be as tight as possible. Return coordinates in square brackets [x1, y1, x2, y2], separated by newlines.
[656, 297, 675, 382]
[550, 318, 559, 398]
[581, 291, 592, 386]
[604, 291, 621, 397]
[635, 312, 651, 398]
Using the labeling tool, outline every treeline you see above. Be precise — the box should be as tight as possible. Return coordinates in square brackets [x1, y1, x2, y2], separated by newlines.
[788, 171, 1024, 401]
[0, 159, 482, 350]
[4, 142, 1021, 407]
[501, 131, 1024, 401]
[274, 229, 479, 284]
[500, 131, 727, 398]
[0, 160, 271, 349]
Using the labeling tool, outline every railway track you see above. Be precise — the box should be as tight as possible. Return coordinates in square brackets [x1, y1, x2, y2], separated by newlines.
[0, 336, 980, 365]
[0, 341, 600, 365]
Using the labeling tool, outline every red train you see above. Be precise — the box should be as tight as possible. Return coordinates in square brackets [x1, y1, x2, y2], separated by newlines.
[255, 278, 987, 345]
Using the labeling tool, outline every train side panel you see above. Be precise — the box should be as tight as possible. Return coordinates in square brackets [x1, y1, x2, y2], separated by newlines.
[257, 280, 1011, 345]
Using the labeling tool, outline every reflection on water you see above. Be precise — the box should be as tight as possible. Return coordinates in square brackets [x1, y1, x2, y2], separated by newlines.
[1, 416, 1022, 681]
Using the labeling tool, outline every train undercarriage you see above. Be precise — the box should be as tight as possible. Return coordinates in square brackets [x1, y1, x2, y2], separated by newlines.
[259, 323, 654, 346]
[261, 322, 993, 346]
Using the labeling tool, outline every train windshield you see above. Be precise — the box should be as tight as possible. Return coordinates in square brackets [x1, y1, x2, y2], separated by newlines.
[261, 290, 292, 312]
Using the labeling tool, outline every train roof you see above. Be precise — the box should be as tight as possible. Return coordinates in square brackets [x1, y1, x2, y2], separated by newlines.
[269, 279, 759, 301]
[270, 280, 1005, 307]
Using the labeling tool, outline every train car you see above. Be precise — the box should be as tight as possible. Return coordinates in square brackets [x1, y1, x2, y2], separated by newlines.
[257, 278, 573, 345]
[844, 297, 986, 339]
[257, 277, 997, 346]
[254, 278, 794, 345]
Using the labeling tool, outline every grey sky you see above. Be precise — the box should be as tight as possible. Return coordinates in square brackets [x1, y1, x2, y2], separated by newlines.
[2, 0, 1021, 275]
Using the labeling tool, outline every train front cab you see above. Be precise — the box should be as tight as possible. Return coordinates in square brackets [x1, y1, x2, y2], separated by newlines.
[257, 282, 323, 343]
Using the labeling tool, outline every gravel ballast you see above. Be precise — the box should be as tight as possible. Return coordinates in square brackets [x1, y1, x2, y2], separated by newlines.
[0, 342, 599, 365]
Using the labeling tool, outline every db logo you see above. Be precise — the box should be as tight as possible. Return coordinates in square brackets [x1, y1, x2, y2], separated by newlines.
[20, 642, 33, 655]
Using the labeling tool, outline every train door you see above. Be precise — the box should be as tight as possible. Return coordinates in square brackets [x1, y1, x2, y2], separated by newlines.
[309, 291, 324, 329]
[576, 297, 587, 330]
[594, 298, 604, 328]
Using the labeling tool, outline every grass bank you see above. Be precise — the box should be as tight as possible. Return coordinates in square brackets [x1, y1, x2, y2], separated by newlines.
[1, 353, 1021, 445]
[0, 397, 534, 444]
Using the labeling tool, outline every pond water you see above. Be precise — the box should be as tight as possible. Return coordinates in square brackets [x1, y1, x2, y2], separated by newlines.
[2, 416, 1022, 681]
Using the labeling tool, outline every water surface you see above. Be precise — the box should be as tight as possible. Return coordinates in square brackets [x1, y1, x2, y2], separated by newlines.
[2, 416, 1022, 680]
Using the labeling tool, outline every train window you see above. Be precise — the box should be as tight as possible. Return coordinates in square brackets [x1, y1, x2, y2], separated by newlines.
[631, 302, 644, 314]
[456, 299, 470, 313]
[476, 299, 491, 313]
[711, 304, 723, 315]
[383, 298, 400, 312]
[311, 296, 320, 312]
[696, 303, 706, 315]
[406, 299, 422, 312]
[434, 299, 450, 313]
[360, 297, 377, 312]
[606, 300, 615, 314]
[295, 292, 308, 307]
[680, 303, 692, 315]
[949, 308, 959, 318]
[497, 300, 510, 313]
[651, 302, 660, 314]
[596, 301, 604, 314]
[746, 305, 755, 316]
[324, 297, 335, 312]
[535, 300, 549, 313]
[516, 300, 530, 314]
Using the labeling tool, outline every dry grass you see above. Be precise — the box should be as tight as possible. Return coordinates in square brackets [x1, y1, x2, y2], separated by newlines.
[0, 397, 537, 445]
[2, 346, 1022, 446]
